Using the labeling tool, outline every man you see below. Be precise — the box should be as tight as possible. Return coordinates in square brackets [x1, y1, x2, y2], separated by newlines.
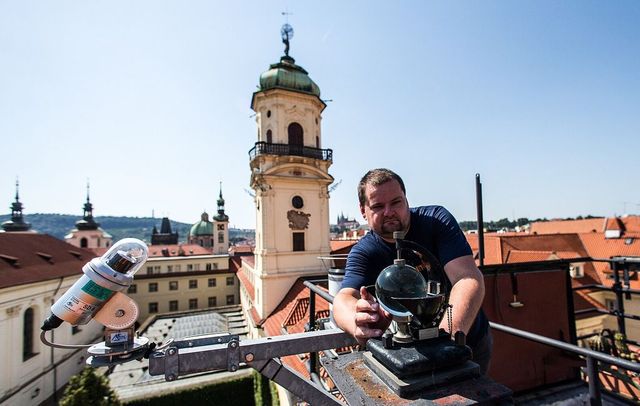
[333, 168, 492, 375]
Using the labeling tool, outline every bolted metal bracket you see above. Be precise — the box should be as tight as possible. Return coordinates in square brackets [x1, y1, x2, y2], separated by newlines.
[227, 338, 240, 372]
[164, 346, 179, 382]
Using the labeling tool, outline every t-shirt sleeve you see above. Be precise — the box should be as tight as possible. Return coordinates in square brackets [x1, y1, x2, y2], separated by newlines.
[431, 206, 472, 266]
[341, 241, 371, 291]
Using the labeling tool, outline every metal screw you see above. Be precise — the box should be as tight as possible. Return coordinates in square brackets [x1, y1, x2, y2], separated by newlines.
[167, 348, 177, 356]
[245, 353, 254, 362]
[115, 309, 125, 318]
[166, 374, 176, 381]
[230, 365, 238, 372]
[229, 341, 238, 348]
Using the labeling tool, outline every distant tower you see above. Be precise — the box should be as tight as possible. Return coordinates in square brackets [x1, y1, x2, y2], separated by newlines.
[212, 183, 230, 255]
[248, 24, 334, 319]
[65, 182, 112, 249]
[151, 217, 179, 245]
[1, 179, 32, 232]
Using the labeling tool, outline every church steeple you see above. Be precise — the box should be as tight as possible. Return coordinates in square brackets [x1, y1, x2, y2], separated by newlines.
[76, 181, 99, 231]
[214, 182, 229, 222]
[2, 179, 32, 232]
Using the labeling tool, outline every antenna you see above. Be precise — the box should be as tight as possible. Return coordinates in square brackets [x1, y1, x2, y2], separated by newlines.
[281, 10, 293, 22]
[329, 179, 342, 193]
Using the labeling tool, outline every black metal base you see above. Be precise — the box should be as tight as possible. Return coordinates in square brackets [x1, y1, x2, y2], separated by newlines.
[366, 335, 473, 378]
[321, 351, 513, 405]
[364, 352, 480, 397]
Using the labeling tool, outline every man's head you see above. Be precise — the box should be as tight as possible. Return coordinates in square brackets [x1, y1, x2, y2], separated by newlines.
[358, 168, 410, 240]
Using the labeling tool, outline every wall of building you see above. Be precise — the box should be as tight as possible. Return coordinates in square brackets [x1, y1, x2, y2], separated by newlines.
[126, 255, 239, 323]
[0, 277, 102, 406]
[65, 229, 112, 249]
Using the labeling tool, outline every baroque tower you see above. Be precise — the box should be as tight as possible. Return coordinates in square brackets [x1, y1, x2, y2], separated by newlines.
[1, 179, 32, 232]
[65, 182, 112, 249]
[248, 24, 334, 319]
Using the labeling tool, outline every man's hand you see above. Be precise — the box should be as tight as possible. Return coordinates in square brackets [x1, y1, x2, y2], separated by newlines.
[333, 286, 392, 346]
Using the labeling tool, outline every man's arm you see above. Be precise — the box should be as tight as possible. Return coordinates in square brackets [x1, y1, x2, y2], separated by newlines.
[440, 255, 485, 335]
[333, 286, 392, 346]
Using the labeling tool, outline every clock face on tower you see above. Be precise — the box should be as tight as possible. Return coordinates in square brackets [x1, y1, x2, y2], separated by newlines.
[292, 195, 304, 209]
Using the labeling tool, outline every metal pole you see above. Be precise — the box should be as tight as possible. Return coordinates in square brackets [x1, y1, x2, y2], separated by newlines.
[475, 174, 485, 268]
[586, 355, 602, 406]
[612, 261, 627, 335]
[309, 290, 317, 376]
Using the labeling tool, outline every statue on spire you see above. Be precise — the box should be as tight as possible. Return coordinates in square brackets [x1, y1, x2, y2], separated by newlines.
[281, 23, 294, 57]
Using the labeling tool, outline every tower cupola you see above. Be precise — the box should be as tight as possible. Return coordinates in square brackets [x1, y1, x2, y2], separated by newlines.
[1, 179, 32, 232]
[75, 182, 100, 231]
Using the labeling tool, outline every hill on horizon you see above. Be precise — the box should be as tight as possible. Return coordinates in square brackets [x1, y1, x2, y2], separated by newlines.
[0, 213, 254, 244]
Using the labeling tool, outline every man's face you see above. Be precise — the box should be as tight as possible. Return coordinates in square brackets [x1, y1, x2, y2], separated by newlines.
[360, 179, 410, 240]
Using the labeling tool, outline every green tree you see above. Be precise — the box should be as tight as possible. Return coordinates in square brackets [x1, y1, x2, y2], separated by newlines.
[59, 367, 121, 406]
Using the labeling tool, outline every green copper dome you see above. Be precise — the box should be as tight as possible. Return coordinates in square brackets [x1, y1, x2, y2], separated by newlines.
[190, 212, 213, 236]
[259, 56, 320, 97]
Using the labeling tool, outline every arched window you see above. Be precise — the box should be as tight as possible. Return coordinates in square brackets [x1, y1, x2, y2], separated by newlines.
[23, 308, 36, 361]
[266, 129, 272, 143]
[218, 232, 224, 244]
[288, 122, 303, 155]
[80, 237, 88, 248]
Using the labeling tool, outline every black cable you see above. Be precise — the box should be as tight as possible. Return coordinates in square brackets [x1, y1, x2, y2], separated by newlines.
[40, 330, 94, 349]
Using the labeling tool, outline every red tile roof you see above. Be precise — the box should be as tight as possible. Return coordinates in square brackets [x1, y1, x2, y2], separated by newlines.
[235, 264, 254, 301]
[605, 217, 624, 231]
[330, 240, 357, 252]
[0, 233, 96, 289]
[530, 218, 605, 234]
[241, 255, 255, 268]
[578, 232, 640, 289]
[504, 250, 580, 264]
[262, 278, 332, 379]
[147, 244, 211, 257]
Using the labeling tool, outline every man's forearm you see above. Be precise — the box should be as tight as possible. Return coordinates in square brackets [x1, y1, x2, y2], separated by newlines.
[333, 290, 358, 336]
[443, 277, 484, 335]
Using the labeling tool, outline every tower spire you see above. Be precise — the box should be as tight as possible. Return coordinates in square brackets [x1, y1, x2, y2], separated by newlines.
[214, 181, 229, 221]
[76, 180, 99, 230]
[2, 178, 32, 232]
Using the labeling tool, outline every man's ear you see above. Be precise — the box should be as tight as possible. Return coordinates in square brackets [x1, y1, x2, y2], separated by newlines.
[360, 205, 366, 219]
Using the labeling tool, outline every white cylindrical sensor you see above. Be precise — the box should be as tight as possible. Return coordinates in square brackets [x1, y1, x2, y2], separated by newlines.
[42, 238, 148, 330]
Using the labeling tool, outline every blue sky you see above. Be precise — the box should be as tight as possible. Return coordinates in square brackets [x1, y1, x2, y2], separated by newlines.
[1, 1, 639, 229]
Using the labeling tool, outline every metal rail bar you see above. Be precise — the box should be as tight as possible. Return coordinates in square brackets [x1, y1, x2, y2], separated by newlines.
[490, 321, 640, 406]
[148, 329, 356, 377]
[304, 280, 335, 304]
[575, 307, 640, 321]
[251, 358, 343, 405]
[489, 322, 640, 372]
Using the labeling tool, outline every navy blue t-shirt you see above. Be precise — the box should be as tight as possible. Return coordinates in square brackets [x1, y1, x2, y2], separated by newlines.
[342, 205, 488, 346]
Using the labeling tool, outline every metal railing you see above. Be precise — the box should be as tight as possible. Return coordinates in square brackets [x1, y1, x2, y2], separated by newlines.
[574, 257, 640, 341]
[491, 321, 640, 405]
[248, 141, 333, 161]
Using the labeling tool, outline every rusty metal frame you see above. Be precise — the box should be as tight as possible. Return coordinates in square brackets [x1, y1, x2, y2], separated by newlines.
[148, 329, 356, 404]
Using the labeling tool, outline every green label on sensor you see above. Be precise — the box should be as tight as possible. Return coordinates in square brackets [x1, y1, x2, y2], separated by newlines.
[81, 280, 113, 301]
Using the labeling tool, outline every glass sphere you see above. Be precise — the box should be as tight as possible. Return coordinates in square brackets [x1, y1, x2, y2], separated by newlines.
[375, 260, 428, 317]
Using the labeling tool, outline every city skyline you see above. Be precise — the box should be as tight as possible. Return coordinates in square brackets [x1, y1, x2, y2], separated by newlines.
[2, 2, 639, 229]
